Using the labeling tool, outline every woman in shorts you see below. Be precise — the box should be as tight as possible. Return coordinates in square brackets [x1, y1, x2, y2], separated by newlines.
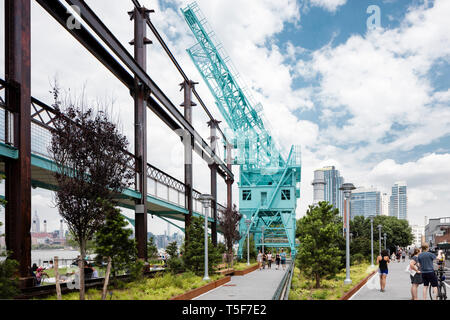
[275, 252, 281, 270]
[409, 248, 423, 300]
[257, 250, 263, 270]
[377, 249, 390, 292]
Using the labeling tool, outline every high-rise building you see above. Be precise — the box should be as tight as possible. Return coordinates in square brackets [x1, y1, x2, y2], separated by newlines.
[32, 210, 40, 233]
[380, 193, 389, 216]
[389, 181, 407, 220]
[312, 166, 345, 215]
[410, 225, 424, 247]
[350, 187, 381, 219]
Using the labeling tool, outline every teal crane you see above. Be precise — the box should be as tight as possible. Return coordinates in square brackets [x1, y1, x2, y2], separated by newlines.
[181, 2, 301, 257]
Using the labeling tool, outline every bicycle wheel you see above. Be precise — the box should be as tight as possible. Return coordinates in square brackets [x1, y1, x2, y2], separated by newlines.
[429, 285, 434, 300]
[439, 282, 447, 300]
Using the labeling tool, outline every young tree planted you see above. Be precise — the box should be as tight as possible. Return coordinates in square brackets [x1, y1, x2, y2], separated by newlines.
[218, 204, 242, 267]
[49, 89, 133, 300]
[296, 201, 343, 288]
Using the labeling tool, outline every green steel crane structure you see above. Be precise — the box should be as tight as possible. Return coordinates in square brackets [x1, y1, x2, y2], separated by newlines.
[181, 2, 301, 257]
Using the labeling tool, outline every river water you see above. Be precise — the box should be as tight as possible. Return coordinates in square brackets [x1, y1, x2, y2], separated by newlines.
[31, 249, 81, 267]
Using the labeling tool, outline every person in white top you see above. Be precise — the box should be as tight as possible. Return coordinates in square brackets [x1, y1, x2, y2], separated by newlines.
[267, 252, 272, 269]
[257, 250, 263, 270]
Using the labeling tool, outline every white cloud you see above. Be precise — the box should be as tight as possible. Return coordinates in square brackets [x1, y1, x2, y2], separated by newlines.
[309, 0, 347, 12]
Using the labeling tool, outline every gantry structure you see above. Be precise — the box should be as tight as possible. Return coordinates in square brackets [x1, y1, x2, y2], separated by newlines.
[1, 0, 234, 287]
[181, 3, 301, 257]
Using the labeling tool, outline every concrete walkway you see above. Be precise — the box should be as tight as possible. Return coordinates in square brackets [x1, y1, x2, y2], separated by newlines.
[352, 258, 449, 300]
[194, 264, 288, 300]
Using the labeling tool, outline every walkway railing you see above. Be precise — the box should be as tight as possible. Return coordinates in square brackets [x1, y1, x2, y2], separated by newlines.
[272, 259, 295, 300]
[0, 79, 226, 218]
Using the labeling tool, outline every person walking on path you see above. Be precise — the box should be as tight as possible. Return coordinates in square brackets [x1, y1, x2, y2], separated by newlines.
[267, 252, 272, 269]
[275, 252, 280, 270]
[262, 252, 267, 270]
[257, 250, 263, 271]
[418, 243, 441, 300]
[402, 250, 406, 262]
[409, 248, 423, 300]
[377, 249, 390, 292]
[280, 249, 287, 271]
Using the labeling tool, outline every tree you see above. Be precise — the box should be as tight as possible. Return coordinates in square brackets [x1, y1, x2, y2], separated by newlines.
[183, 216, 221, 275]
[0, 221, 19, 299]
[94, 204, 139, 281]
[166, 241, 178, 259]
[241, 234, 257, 262]
[147, 237, 158, 261]
[218, 204, 242, 267]
[49, 89, 133, 300]
[296, 201, 343, 288]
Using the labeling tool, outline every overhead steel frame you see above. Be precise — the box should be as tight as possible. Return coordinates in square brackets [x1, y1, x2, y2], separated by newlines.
[2, 0, 235, 284]
[4, 0, 33, 287]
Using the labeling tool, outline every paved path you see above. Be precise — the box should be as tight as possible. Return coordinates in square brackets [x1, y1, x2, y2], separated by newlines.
[352, 258, 449, 300]
[194, 264, 288, 300]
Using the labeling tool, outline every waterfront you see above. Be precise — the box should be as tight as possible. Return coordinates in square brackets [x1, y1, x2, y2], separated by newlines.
[31, 249, 80, 267]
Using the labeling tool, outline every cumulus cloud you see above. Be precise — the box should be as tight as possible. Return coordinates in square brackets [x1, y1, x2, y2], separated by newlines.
[309, 0, 347, 12]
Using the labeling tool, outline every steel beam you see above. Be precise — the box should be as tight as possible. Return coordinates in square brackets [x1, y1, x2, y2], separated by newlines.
[130, 6, 150, 261]
[180, 80, 196, 243]
[4, 0, 33, 287]
[208, 119, 220, 246]
[62, 0, 233, 179]
[226, 142, 234, 211]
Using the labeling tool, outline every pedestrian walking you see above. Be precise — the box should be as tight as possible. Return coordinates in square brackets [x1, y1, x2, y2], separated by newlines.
[280, 249, 287, 271]
[257, 250, 263, 270]
[418, 243, 440, 300]
[262, 252, 267, 269]
[377, 249, 390, 292]
[396, 250, 401, 263]
[267, 252, 272, 269]
[402, 250, 406, 262]
[409, 248, 423, 300]
[275, 252, 280, 270]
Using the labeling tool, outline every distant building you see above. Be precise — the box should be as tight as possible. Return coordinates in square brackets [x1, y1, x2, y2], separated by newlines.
[380, 193, 389, 216]
[410, 225, 424, 247]
[350, 186, 381, 219]
[312, 166, 345, 215]
[425, 217, 450, 249]
[32, 210, 40, 233]
[389, 181, 407, 220]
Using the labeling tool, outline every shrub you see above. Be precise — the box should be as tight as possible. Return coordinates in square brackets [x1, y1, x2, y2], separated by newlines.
[351, 253, 366, 265]
[167, 257, 185, 274]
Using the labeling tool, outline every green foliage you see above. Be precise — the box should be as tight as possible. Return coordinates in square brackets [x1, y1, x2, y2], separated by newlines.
[147, 237, 158, 260]
[241, 234, 257, 261]
[183, 216, 221, 275]
[166, 241, 178, 259]
[167, 257, 185, 274]
[351, 253, 367, 265]
[94, 204, 139, 279]
[349, 215, 414, 257]
[296, 201, 343, 288]
[0, 258, 19, 299]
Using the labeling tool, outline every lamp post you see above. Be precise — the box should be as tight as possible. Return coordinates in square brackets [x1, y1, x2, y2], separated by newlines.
[369, 215, 375, 267]
[199, 194, 214, 281]
[245, 219, 251, 266]
[384, 232, 387, 250]
[261, 225, 265, 254]
[339, 183, 356, 285]
[377, 224, 382, 255]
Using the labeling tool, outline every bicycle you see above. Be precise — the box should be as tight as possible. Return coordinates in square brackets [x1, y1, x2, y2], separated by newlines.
[429, 262, 447, 300]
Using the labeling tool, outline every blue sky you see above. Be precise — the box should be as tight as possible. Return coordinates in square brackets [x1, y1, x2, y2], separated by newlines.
[1, 0, 449, 235]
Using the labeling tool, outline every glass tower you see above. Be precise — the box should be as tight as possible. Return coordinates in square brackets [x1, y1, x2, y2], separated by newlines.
[315, 166, 345, 216]
[350, 187, 381, 219]
[389, 182, 407, 220]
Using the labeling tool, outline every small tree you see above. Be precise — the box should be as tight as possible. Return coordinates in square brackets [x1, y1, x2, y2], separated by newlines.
[183, 216, 221, 275]
[166, 241, 178, 259]
[242, 234, 257, 262]
[94, 203, 139, 282]
[49, 89, 133, 299]
[296, 201, 343, 288]
[218, 204, 242, 267]
[0, 221, 19, 299]
[147, 237, 158, 261]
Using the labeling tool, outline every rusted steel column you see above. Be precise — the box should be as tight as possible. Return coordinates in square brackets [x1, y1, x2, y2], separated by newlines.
[225, 142, 234, 211]
[208, 119, 220, 246]
[180, 80, 197, 245]
[129, 6, 152, 261]
[4, 0, 33, 288]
